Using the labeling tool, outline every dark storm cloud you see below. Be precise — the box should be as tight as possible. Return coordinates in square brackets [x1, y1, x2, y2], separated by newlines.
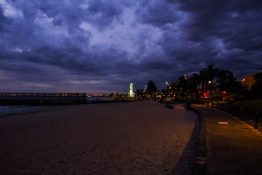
[136, 1, 180, 26]
[0, 0, 261, 92]
[0, 7, 7, 31]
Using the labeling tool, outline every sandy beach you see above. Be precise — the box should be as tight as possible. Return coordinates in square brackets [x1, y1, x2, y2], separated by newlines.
[0, 101, 196, 175]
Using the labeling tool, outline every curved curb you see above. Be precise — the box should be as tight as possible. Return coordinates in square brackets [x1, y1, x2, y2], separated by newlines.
[164, 103, 174, 109]
[188, 107, 207, 175]
[173, 116, 199, 175]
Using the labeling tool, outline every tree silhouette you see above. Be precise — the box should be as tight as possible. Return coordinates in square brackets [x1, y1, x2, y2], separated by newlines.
[251, 72, 262, 98]
[199, 65, 219, 96]
[217, 69, 242, 93]
[146, 80, 158, 97]
[188, 73, 201, 97]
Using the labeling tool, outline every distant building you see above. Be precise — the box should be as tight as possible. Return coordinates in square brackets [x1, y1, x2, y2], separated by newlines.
[241, 75, 256, 90]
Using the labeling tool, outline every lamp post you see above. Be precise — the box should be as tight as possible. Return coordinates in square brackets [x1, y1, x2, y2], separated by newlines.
[165, 81, 169, 97]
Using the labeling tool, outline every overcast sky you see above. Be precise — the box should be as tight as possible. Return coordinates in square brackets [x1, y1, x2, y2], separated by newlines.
[0, 0, 261, 92]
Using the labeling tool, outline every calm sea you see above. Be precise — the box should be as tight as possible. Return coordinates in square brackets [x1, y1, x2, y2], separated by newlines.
[0, 106, 51, 116]
[87, 96, 114, 102]
[0, 97, 114, 116]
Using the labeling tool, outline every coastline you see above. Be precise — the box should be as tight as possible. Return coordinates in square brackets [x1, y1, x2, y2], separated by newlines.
[0, 105, 65, 118]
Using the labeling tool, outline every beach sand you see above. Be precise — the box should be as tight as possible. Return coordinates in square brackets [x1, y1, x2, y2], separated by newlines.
[0, 101, 196, 175]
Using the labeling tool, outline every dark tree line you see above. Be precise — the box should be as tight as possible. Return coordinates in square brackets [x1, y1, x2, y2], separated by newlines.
[136, 80, 158, 98]
[171, 65, 243, 98]
[137, 65, 261, 100]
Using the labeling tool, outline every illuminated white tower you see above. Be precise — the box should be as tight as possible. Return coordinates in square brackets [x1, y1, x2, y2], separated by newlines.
[128, 82, 135, 97]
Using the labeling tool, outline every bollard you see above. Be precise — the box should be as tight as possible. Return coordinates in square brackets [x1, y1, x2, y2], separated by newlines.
[240, 106, 243, 118]
[255, 112, 259, 129]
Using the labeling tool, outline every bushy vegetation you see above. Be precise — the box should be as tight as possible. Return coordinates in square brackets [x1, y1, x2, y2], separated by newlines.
[136, 65, 261, 104]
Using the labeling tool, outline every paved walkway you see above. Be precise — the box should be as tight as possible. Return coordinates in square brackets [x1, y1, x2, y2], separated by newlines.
[0, 101, 197, 175]
[195, 107, 262, 175]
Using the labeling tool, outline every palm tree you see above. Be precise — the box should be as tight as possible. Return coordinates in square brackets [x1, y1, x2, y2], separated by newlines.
[188, 73, 201, 97]
[177, 75, 189, 97]
[199, 65, 219, 96]
[207, 65, 219, 95]
[199, 68, 208, 97]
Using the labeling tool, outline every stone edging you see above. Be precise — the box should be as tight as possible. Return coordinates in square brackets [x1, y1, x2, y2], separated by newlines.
[188, 107, 207, 175]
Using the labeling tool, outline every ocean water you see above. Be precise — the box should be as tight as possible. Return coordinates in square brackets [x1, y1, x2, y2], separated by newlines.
[0, 106, 51, 116]
[0, 97, 114, 116]
[87, 96, 114, 102]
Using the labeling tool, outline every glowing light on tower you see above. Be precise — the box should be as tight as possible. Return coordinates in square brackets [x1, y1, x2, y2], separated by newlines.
[128, 82, 135, 97]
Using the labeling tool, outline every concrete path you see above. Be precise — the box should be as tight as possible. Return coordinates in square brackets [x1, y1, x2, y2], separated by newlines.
[0, 101, 197, 175]
[195, 107, 262, 175]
